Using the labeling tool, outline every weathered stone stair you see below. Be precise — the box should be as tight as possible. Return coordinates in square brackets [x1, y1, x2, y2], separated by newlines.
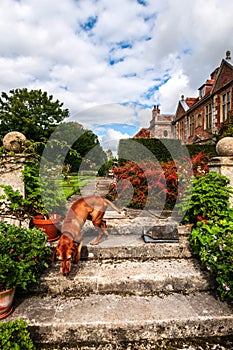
[7, 215, 233, 350]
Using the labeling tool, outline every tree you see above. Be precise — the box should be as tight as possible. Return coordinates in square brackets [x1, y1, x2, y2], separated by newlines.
[65, 127, 107, 172]
[48, 121, 107, 172]
[0, 88, 69, 142]
[106, 149, 114, 160]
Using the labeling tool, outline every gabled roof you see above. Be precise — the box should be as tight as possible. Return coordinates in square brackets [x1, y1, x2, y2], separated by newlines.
[211, 57, 233, 94]
[174, 96, 198, 122]
[179, 100, 189, 112]
[173, 51, 233, 127]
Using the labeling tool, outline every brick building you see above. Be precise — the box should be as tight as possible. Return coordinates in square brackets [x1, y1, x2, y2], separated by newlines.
[133, 105, 174, 139]
[173, 51, 233, 144]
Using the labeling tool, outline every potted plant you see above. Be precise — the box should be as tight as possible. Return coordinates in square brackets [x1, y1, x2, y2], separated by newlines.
[0, 138, 79, 240]
[0, 222, 51, 319]
[30, 162, 66, 241]
[32, 213, 62, 241]
[0, 160, 66, 241]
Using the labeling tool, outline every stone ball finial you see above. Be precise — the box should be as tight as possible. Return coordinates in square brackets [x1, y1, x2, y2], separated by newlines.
[216, 137, 233, 156]
[3, 131, 27, 152]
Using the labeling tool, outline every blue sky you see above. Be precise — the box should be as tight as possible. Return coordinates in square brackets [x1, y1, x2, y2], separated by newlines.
[1, 0, 233, 153]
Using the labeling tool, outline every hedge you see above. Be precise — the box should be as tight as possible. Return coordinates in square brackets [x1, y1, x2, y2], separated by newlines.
[118, 138, 217, 163]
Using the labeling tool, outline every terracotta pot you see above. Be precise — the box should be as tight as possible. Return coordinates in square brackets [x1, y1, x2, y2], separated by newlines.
[0, 287, 16, 319]
[33, 214, 61, 241]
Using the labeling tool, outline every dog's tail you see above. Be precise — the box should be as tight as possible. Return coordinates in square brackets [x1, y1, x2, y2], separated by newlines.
[104, 198, 121, 214]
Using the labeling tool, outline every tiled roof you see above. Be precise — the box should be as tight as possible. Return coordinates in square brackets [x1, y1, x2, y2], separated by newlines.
[133, 128, 151, 138]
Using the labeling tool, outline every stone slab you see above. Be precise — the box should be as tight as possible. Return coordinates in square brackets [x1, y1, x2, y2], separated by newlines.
[37, 337, 233, 350]
[31, 258, 213, 296]
[49, 226, 192, 261]
[7, 292, 233, 347]
[83, 229, 191, 260]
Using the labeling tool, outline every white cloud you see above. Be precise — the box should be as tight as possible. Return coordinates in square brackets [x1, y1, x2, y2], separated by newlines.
[101, 128, 131, 155]
[154, 69, 194, 114]
[0, 0, 233, 149]
[68, 103, 139, 130]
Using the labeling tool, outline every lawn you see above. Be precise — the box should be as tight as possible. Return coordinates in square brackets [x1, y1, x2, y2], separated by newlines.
[56, 175, 96, 199]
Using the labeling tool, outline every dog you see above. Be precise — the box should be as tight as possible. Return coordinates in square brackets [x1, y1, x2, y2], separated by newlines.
[52, 196, 121, 275]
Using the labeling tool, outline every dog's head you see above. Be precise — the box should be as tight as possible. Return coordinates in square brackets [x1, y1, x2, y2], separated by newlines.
[52, 235, 82, 275]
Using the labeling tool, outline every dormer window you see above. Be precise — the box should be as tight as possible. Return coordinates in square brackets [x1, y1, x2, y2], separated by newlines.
[199, 86, 205, 98]
[198, 80, 214, 99]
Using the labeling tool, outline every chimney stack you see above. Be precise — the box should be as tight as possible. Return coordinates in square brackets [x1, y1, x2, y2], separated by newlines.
[152, 105, 160, 120]
[226, 50, 231, 60]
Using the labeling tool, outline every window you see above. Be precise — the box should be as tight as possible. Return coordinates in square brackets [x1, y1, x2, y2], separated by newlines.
[188, 115, 194, 136]
[179, 120, 185, 141]
[222, 91, 231, 122]
[163, 130, 168, 137]
[196, 113, 202, 127]
[204, 104, 212, 129]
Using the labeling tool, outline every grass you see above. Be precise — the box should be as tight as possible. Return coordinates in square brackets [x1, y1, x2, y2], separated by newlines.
[56, 175, 96, 199]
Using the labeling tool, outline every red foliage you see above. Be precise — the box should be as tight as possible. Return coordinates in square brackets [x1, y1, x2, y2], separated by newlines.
[191, 153, 209, 176]
[108, 153, 209, 210]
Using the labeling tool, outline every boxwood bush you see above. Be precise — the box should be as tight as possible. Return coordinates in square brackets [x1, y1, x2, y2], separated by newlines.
[0, 319, 36, 350]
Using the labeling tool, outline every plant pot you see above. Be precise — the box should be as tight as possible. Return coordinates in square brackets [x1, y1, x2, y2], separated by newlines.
[0, 287, 16, 319]
[33, 214, 61, 241]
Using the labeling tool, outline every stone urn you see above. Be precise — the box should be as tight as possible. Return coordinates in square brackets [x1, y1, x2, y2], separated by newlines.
[3, 131, 26, 153]
[216, 136, 233, 156]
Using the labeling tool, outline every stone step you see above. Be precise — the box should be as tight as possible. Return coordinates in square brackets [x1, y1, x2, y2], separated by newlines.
[65, 228, 192, 261]
[34, 258, 214, 296]
[95, 211, 181, 237]
[82, 231, 191, 260]
[9, 292, 233, 349]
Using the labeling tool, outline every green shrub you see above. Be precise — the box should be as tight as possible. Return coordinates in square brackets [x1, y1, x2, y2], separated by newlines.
[180, 172, 233, 225]
[0, 319, 36, 350]
[190, 216, 233, 300]
[0, 222, 51, 291]
[181, 172, 233, 300]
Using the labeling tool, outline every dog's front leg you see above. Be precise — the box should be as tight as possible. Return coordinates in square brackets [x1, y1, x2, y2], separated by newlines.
[73, 241, 83, 263]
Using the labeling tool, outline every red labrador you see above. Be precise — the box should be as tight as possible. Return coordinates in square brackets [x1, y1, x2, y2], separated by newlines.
[52, 196, 121, 275]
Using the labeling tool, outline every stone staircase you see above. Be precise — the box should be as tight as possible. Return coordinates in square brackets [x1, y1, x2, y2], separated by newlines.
[7, 210, 233, 350]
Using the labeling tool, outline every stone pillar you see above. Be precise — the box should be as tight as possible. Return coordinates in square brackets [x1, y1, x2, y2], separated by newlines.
[208, 137, 233, 207]
[0, 132, 26, 225]
[0, 155, 25, 194]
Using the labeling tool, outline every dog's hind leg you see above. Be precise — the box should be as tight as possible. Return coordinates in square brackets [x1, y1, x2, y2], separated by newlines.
[101, 220, 108, 237]
[90, 228, 105, 245]
[90, 219, 108, 245]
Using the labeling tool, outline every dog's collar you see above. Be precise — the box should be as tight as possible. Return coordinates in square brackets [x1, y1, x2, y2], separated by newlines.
[62, 231, 81, 245]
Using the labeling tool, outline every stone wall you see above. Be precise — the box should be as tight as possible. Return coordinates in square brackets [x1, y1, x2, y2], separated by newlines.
[0, 154, 25, 226]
